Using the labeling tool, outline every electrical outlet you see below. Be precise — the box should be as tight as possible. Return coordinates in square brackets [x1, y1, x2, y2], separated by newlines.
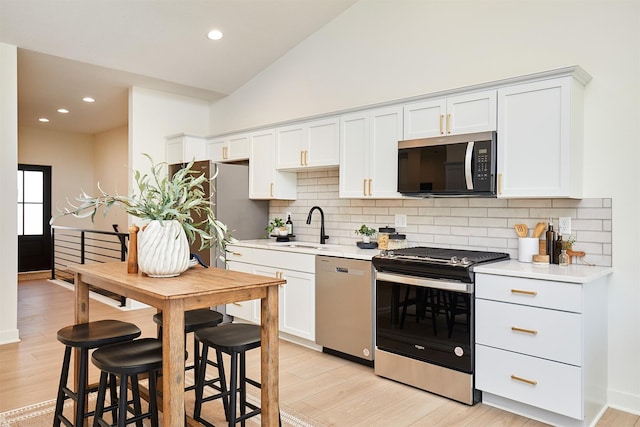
[394, 214, 407, 228]
[559, 217, 571, 235]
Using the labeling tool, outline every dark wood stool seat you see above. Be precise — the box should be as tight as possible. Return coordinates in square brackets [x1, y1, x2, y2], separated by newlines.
[153, 308, 223, 391]
[194, 323, 264, 427]
[91, 338, 163, 427]
[54, 320, 141, 427]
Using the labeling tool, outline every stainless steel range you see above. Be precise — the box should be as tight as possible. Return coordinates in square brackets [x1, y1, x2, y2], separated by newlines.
[372, 246, 509, 405]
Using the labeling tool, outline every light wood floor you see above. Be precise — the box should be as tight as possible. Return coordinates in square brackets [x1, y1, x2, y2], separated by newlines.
[1, 280, 638, 426]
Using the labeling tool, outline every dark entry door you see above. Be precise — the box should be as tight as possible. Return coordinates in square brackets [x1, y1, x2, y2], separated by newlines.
[17, 164, 52, 272]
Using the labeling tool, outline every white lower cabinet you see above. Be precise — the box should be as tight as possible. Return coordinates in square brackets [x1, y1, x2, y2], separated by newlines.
[475, 273, 608, 426]
[225, 246, 315, 342]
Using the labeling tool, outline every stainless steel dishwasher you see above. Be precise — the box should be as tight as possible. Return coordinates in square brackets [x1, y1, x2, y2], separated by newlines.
[315, 255, 374, 365]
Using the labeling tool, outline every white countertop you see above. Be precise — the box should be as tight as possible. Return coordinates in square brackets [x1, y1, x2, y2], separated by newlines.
[230, 239, 380, 261]
[473, 259, 613, 283]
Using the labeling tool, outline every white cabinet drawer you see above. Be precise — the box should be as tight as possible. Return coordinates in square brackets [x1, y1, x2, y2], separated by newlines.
[476, 345, 583, 420]
[226, 245, 253, 263]
[251, 248, 315, 273]
[476, 273, 582, 312]
[476, 299, 582, 366]
[226, 245, 315, 273]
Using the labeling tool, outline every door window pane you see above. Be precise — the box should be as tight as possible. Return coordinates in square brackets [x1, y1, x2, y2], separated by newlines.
[24, 171, 43, 203]
[18, 204, 23, 235]
[24, 204, 44, 235]
[17, 171, 23, 202]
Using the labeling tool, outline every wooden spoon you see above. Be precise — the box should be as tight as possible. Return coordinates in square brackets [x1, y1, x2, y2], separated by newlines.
[514, 224, 529, 238]
[532, 222, 547, 238]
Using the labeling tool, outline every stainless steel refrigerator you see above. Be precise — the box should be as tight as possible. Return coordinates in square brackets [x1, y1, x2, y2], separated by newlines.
[169, 161, 269, 268]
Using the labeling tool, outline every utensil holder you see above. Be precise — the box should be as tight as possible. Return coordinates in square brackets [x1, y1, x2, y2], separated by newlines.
[518, 237, 539, 263]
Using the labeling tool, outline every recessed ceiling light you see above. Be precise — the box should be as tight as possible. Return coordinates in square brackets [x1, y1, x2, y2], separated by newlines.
[38, 117, 49, 123]
[207, 29, 223, 41]
[57, 108, 69, 114]
[82, 97, 95, 103]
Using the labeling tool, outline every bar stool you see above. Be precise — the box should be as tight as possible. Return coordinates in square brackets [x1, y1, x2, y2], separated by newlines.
[194, 323, 263, 427]
[152, 308, 223, 391]
[54, 319, 141, 427]
[91, 338, 163, 427]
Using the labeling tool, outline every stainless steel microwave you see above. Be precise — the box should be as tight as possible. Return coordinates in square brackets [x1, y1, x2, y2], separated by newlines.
[397, 131, 497, 197]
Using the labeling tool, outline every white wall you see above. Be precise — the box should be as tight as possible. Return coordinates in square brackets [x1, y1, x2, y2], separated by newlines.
[129, 87, 210, 197]
[209, 0, 640, 412]
[0, 43, 19, 344]
[93, 125, 129, 232]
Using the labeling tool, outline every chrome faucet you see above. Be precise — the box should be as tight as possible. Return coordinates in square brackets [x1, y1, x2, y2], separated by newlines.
[306, 206, 329, 244]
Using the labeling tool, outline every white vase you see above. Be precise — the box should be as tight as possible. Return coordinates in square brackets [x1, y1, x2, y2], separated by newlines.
[362, 235, 371, 244]
[137, 220, 190, 277]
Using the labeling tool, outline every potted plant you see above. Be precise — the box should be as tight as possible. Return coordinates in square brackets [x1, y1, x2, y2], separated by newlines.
[52, 154, 235, 277]
[355, 224, 376, 243]
[265, 217, 286, 237]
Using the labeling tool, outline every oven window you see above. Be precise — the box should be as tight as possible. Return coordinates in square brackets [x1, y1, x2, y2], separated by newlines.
[376, 280, 474, 373]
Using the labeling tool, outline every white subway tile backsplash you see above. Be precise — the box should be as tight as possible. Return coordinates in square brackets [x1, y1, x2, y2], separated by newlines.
[269, 168, 612, 266]
[578, 208, 613, 220]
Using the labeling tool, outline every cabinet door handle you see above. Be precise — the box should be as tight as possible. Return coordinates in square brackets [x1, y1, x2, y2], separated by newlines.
[439, 114, 444, 135]
[511, 374, 537, 386]
[368, 179, 372, 196]
[446, 113, 451, 134]
[300, 150, 304, 166]
[270, 183, 274, 198]
[498, 173, 503, 195]
[304, 150, 308, 165]
[231, 252, 242, 256]
[511, 326, 538, 335]
[223, 146, 228, 160]
[232, 302, 242, 306]
[511, 288, 537, 296]
[363, 179, 367, 197]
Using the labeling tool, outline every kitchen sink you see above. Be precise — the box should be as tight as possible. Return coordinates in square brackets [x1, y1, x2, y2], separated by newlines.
[267, 241, 329, 250]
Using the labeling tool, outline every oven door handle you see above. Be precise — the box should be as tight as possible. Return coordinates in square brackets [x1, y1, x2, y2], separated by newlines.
[376, 271, 472, 293]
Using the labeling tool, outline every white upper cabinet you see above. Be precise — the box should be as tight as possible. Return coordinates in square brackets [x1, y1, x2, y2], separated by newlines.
[276, 117, 339, 170]
[165, 134, 206, 164]
[403, 90, 497, 139]
[207, 133, 250, 162]
[497, 73, 588, 198]
[340, 106, 403, 198]
[249, 128, 297, 200]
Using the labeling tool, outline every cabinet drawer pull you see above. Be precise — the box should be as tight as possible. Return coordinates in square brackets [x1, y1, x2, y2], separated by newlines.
[511, 326, 538, 335]
[231, 252, 242, 256]
[511, 288, 537, 296]
[439, 114, 444, 134]
[232, 302, 242, 307]
[511, 374, 537, 386]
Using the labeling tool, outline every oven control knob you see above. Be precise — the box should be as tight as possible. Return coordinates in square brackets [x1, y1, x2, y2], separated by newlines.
[461, 257, 471, 266]
[451, 256, 459, 265]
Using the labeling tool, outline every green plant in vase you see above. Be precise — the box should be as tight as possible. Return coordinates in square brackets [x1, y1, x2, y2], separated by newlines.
[265, 218, 286, 237]
[355, 224, 376, 243]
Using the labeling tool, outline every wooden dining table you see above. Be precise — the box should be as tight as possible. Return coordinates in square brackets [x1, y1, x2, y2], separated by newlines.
[68, 261, 285, 426]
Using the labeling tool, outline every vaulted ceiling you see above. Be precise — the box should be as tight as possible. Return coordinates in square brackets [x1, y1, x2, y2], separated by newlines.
[0, 0, 358, 134]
